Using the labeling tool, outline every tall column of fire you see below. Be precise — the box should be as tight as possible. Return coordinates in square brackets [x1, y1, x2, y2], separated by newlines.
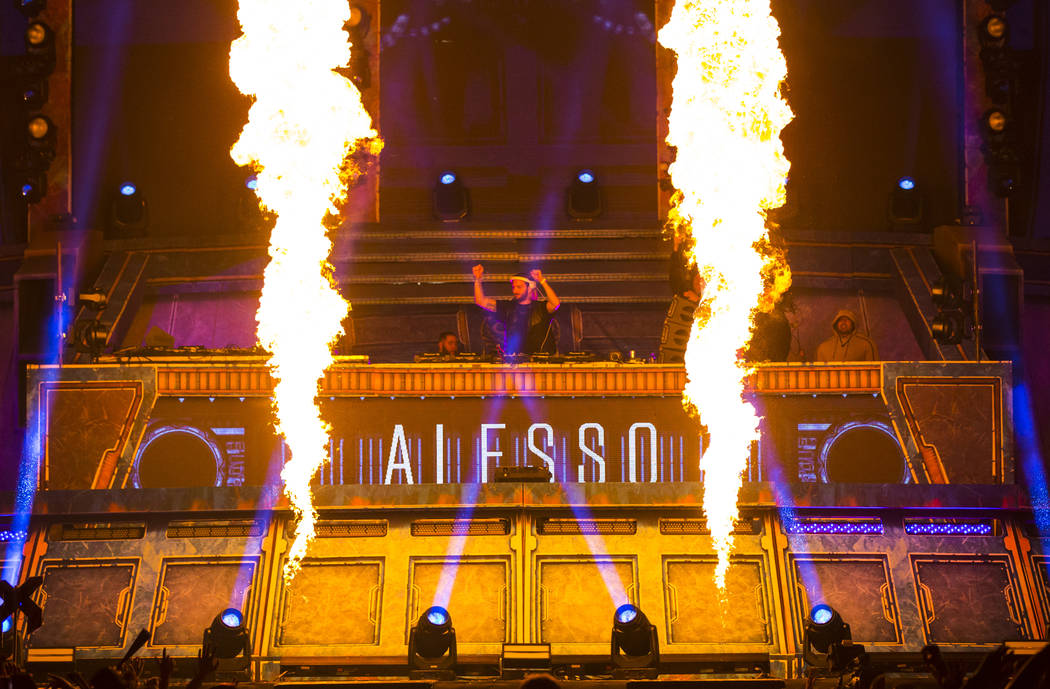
[229, 0, 381, 581]
[658, 0, 793, 589]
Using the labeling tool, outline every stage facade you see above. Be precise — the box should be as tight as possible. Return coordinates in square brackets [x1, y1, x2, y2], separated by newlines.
[5, 359, 1042, 679]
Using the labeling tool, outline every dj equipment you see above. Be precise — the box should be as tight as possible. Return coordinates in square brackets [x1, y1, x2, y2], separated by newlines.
[493, 465, 553, 483]
[413, 352, 486, 363]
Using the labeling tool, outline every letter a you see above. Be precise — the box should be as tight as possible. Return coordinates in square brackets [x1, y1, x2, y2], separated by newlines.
[384, 424, 415, 484]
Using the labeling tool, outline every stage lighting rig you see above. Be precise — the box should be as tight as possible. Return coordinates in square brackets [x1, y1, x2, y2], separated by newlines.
[978, 14, 1007, 48]
[71, 290, 109, 360]
[977, 12, 1013, 105]
[202, 608, 251, 671]
[15, 115, 56, 207]
[567, 169, 602, 220]
[610, 603, 659, 678]
[26, 114, 55, 155]
[975, 4, 1020, 202]
[24, 21, 56, 75]
[930, 275, 972, 345]
[347, 4, 371, 38]
[0, 617, 13, 661]
[802, 604, 867, 676]
[22, 81, 48, 110]
[110, 181, 149, 236]
[889, 176, 922, 227]
[931, 310, 967, 345]
[979, 109, 1020, 199]
[408, 606, 457, 678]
[237, 174, 272, 231]
[433, 171, 469, 221]
[984, 108, 1007, 136]
[333, 5, 372, 90]
[71, 319, 109, 360]
[25, 21, 53, 55]
[18, 174, 46, 205]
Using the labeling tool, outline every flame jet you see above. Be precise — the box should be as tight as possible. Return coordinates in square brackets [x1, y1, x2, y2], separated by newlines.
[229, 0, 381, 581]
[658, 0, 793, 589]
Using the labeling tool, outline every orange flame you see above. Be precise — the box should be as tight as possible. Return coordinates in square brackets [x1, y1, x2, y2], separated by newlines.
[229, 0, 381, 581]
[658, 0, 792, 589]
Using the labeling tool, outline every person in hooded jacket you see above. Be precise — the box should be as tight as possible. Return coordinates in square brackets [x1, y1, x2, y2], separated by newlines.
[815, 309, 879, 361]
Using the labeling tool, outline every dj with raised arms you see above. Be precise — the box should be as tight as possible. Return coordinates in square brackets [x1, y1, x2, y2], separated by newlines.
[472, 264, 561, 355]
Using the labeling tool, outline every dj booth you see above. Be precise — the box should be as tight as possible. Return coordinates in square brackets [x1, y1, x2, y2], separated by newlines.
[10, 359, 1042, 679]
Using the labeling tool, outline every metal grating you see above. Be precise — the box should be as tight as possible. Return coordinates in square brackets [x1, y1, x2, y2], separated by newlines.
[315, 520, 387, 538]
[539, 518, 636, 535]
[411, 519, 510, 536]
[48, 523, 146, 541]
[166, 520, 264, 538]
[659, 517, 762, 535]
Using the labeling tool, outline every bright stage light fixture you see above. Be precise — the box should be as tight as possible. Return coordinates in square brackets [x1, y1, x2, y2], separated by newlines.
[237, 175, 268, 231]
[27, 114, 52, 142]
[24, 21, 53, 55]
[408, 605, 457, 678]
[979, 15, 1007, 47]
[347, 4, 372, 41]
[567, 169, 602, 220]
[804, 604, 849, 655]
[889, 176, 922, 226]
[0, 616, 12, 661]
[802, 603, 866, 673]
[220, 608, 243, 628]
[426, 607, 448, 626]
[810, 604, 834, 627]
[984, 109, 1007, 134]
[615, 604, 638, 625]
[202, 607, 251, 669]
[979, 109, 1020, 197]
[26, 115, 57, 173]
[611, 603, 659, 678]
[111, 181, 148, 236]
[433, 171, 469, 221]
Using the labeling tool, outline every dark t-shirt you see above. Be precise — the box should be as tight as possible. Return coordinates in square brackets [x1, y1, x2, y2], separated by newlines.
[494, 300, 555, 354]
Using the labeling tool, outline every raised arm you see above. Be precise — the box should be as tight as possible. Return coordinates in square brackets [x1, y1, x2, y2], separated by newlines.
[473, 264, 496, 312]
[531, 269, 560, 313]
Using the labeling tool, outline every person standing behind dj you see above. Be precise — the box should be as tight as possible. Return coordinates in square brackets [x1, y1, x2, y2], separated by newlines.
[472, 265, 561, 354]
